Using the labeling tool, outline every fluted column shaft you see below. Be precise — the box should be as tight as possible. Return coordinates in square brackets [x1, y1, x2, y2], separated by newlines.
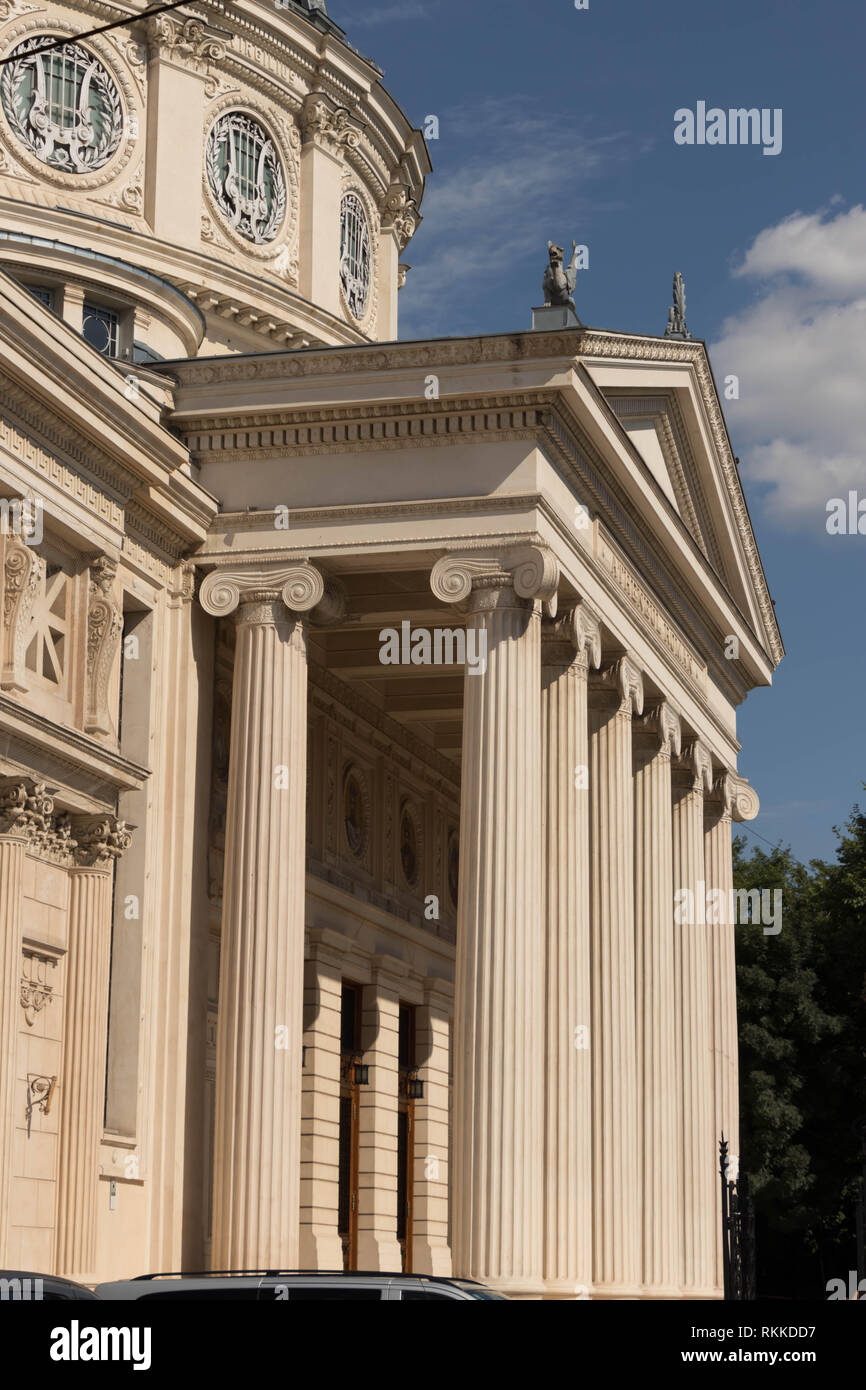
[452, 579, 545, 1296]
[55, 814, 130, 1281]
[210, 596, 310, 1269]
[541, 607, 599, 1297]
[705, 780, 738, 1289]
[633, 704, 682, 1296]
[672, 744, 715, 1296]
[588, 657, 643, 1297]
[0, 831, 26, 1265]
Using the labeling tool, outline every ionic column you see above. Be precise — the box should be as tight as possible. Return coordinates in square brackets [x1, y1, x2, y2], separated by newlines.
[200, 563, 325, 1270]
[0, 780, 49, 1265]
[671, 739, 715, 1296]
[56, 815, 131, 1282]
[300, 931, 346, 1270]
[430, 546, 558, 1298]
[540, 603, 601, 1298]
[357, 960, 405, 1272]
[633, 702, 682, 1297]
[705, 772, 760, 1274]
[588, 655, 644, 1298]
[412, 983, 452, 1277]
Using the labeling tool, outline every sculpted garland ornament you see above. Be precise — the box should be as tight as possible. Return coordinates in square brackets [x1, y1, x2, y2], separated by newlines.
[206, 111, 286, 245]
[0, 36, 122, 173]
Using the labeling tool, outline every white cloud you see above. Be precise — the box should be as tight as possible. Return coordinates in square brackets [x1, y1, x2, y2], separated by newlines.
[399, 100, 640, 336]
[348, 1, 431, 27]
[711, 203, 866, 530]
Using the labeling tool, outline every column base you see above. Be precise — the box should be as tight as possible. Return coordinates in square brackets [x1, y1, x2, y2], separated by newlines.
[482, 1275, 546, 1300]
[356, 1233, 403, 1272]
[412, 1240, 453, 1277]
[299, 1228, 345, 1271]
[542, 1278, 592, 1300]
[590, 1282, 643, 1299]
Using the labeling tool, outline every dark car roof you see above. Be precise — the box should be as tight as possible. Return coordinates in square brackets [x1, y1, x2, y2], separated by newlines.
[0, 1270, 101, 1298]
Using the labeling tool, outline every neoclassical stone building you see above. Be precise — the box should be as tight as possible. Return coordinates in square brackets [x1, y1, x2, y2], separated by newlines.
[0, 0, 781, 1299]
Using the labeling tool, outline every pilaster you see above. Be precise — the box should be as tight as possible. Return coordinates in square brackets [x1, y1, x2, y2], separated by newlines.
[298, 94, 363, 319]
[0, 779, 51, 1263]
[145, 17, 223, 245]
[357, 958, 405, 1273]
[300, 934, 346, 1270]
[55, 815, 131, 1282]
[411, 982, 452, 1277]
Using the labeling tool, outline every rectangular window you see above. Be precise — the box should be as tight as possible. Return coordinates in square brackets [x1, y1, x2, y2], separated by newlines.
[27, 286, 55, 309]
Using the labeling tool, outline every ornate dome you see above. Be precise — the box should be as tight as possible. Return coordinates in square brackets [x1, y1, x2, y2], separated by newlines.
[0, 0, 429, 362]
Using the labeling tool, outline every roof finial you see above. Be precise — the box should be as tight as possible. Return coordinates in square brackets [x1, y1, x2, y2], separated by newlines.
[664, 270, 691, 339]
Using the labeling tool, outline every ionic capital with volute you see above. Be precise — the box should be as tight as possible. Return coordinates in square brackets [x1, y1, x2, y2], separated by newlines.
[541, 600, 602, 672]
[634, 698, 682, 761]
[430, 545, 560, 616]
[673, 738, 714, 795]
[199, 563, 343, 626]
[588, 653, 645, 718]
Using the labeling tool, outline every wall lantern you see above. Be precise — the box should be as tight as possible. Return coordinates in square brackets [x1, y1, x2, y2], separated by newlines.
[407, 1070, 424, 1100]
[352, 1055, 369, 1086]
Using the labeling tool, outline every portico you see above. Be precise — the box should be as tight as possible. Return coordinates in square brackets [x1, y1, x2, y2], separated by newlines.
[164, 322, 779, 1298]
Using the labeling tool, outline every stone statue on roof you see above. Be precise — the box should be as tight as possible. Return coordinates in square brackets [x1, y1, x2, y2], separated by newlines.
[664, 270, 691, 339]
[542, 241, 580, 312]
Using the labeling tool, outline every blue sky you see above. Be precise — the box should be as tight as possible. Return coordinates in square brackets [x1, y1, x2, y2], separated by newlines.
[334, 0, 866, 867]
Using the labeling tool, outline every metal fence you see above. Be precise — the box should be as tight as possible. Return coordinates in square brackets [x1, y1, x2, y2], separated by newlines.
[720, 1136, 756, 1300]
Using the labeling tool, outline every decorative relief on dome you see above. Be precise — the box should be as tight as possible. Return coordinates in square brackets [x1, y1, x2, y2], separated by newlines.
[380, 181, 418, 252]
[206, 110, 286, 245]
[0, 35, 122, 173]
[299, 93, 362, 153]
[145, 14, 225, 71]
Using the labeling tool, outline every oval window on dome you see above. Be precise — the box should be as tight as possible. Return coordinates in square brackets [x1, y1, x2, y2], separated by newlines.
[340, 191, 371, 320]
[0, 36, 123, 173]
[206, 111, 286, 245]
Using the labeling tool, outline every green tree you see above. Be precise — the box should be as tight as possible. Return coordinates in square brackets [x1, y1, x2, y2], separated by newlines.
[800, 804, 866, 1271]
[733, 836, 840, 1293]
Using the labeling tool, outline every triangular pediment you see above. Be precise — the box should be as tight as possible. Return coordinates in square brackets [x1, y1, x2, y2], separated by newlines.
[602, 390, 727, 580]
[578, 336, 783, 671]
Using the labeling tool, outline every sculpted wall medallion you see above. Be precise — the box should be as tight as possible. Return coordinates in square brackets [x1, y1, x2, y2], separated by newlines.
[399, 800, 419, 888]
[205, 109, 286, 245]
[342, 764, 370, 863]
[0, 35, 122, 173]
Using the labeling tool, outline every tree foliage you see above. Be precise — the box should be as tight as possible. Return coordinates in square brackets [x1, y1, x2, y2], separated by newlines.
[734, 802, 866, 1295]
